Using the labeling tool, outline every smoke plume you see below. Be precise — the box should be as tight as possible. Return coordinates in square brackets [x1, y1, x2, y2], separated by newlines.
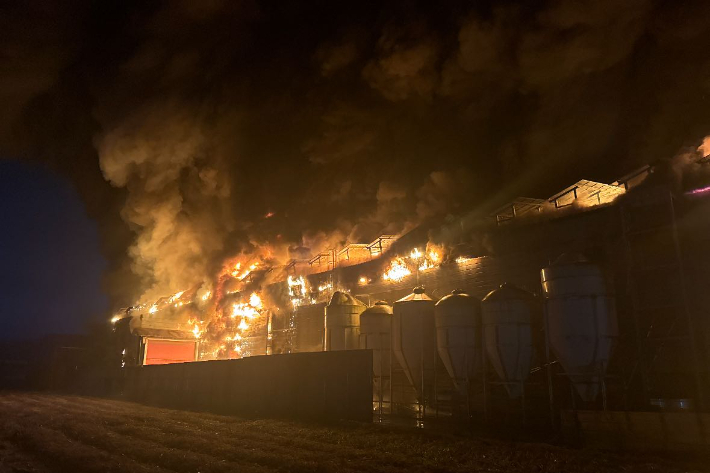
[2, 0, 710, 308]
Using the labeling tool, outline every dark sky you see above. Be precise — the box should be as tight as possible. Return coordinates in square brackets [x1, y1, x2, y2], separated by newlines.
[0, 159, 108, 340]
[1, 0, 710, 334]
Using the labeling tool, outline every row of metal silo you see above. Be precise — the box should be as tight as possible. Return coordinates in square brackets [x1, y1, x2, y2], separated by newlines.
[324, 253, 618, 418]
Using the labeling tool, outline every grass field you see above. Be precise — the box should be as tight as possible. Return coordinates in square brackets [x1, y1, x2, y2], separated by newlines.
[0, 393, 706, 473]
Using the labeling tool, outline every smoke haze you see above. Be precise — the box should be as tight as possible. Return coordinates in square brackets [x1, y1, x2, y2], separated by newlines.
[2, 0, 710, 307]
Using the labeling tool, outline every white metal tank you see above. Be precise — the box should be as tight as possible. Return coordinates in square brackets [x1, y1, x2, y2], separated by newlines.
[434, 289, 480, 395]
[325, 292, 366, 351]
[392, 287, 437, 403]
[540, 254, 618, 402]
[481, 284, 534, 398]
[359, 301, 393, 407]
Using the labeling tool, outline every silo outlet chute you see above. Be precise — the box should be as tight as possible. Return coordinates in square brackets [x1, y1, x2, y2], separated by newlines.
[434, 289, 481, 395]
[541, 254, 618, 402]
[359, 301, 393, 408]
[325, 291, 366, 351]
[393, 287, 437, 403]
[481, 284, 535, 398]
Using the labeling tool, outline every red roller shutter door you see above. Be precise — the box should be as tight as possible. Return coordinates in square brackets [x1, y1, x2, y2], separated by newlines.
[144, 339, 196, 365]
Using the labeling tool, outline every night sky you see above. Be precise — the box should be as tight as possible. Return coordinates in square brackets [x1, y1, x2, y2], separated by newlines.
[0, 160, 107, 340]
[1, 0, 710, 339]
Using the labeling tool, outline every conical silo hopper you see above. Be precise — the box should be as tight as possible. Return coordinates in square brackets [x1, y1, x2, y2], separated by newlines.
[359, 301, 393, 407]
[392, 287, 436, 403]
[481, 283, 535, 398]
[541, 254, 618, 402]
[325, 291, 366, 351]
[434, 289, 480, 395]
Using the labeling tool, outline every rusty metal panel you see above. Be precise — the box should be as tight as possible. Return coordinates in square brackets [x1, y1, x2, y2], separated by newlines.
[122, 349, 372, 422]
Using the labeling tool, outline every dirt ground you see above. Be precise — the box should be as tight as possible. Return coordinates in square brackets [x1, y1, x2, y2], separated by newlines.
[0, 393, 706, 473]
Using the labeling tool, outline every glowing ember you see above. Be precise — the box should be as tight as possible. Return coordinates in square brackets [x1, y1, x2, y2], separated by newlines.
[358, 276, 369, 285]
[110, 316, 121, 324]
[455, 256, 473, 264]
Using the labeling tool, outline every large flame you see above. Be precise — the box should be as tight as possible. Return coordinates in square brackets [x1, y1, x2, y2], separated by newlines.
[125, 238, 444, 361]
[249, 292, 262, 308]
[382, 257, 411, 282]
[382, 244, 443, 282]
[287, 275, 310, 308]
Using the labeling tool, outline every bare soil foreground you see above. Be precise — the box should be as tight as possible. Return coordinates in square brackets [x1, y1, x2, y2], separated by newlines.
[0, 393, 706, 473]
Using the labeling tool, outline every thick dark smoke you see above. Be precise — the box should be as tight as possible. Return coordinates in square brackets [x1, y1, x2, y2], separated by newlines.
[2, 0, 710, 307]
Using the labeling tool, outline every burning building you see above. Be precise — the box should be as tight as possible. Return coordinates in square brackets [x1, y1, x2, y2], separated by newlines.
[111, 147, 710, 427]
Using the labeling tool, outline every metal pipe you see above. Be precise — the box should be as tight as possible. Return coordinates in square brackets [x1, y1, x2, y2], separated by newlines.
[543, 301, 556, 429]
[601, 361, 608, 411]
[389, 317, 393, 418]
[521, 381, 527, 426]
[434, 340, 438, 420]
[669, 193, 706, 411]
[378, 331, 383, 420]
[421, 306, 426, 423]
[482, 326, 487, 422]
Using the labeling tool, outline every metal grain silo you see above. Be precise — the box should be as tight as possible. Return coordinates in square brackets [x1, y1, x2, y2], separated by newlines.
[481, 284, 534, 398]
[359, 301, 393, 409]
[393, 287, 437, 403]
[325, 292, 366, 351]
[540, 254, 618, 402]
[434, 289, 480, 395]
